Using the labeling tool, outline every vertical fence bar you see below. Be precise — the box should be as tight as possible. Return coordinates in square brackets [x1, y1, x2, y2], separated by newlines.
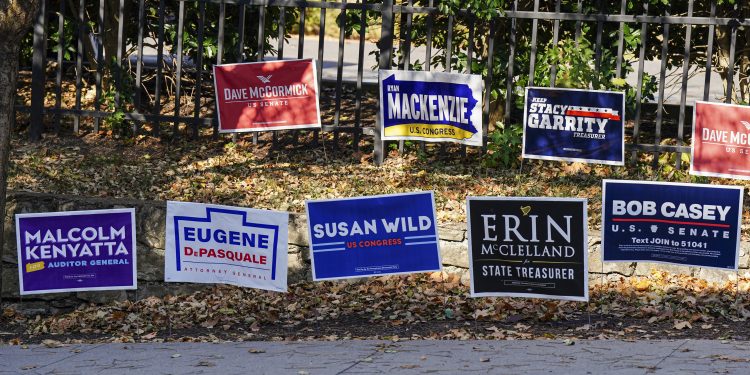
[403, 0, 413, 69]
[703, 0, 716, 101]
[254, 2, 265, 144]
[353, 0, 367, 151]
[173, 1, 186, 137]
[376, 0, 395, 165]
[725, 20, 737, 104]
[594, 0, 604, 87]
[333, 1, 348, 149]
[314, 1, 326, 145]
[272, 5, 286, 147]
[232, 3, 246, 144]
[193, 1, 207, 139]
[133, 0, 146, 135]
[461, 13, 474, 157]
[527, 0, 540, 87]
[652, 6, 670, 168]
[30, 0, 46, 141]
[482, 20, 495, 149]
[153, 0, 166, 136]
[94, 0, 104, 133]
[74, 0, 84, 134]
[549, 0, 561, 86]
[298, 6, 306, 60]
[615, 0, 626, 78]
[445, 15, 453, 73]
[631, 1, 648, 164]
[574, 0, 582, 46]
[295, 4, 306, 145]
[115, 0, 125, 130]
[54, 0, 65, 134]
[676, 0, 694, 170]
[277, 6, 285, 60]
[420, 0, 435, 153]
[425, 0, 434, 72]
[504, 0, 518, 127]
[215, 1, 226, 139]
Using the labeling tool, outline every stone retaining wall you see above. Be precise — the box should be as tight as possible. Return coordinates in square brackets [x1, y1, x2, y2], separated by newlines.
[2, 192, 748, 306]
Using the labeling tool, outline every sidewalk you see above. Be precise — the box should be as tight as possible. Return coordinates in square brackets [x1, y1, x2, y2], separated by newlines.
[2, 339, 749, 374]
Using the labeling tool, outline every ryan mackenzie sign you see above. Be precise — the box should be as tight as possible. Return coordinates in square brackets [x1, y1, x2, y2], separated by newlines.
[379, 70, 483, 146]
[213, 59, 320, 133]
[467, 197, 588, 301]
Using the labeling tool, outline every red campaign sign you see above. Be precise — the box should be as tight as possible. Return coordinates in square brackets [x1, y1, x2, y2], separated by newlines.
[213, 59, 321, 132]
[691, 101, 750, 180]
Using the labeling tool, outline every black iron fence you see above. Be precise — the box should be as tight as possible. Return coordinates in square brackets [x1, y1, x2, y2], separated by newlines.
[14, 0, 750, 168]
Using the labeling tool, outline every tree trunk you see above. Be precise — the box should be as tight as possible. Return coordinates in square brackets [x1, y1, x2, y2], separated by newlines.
[0, 0, 41, 304]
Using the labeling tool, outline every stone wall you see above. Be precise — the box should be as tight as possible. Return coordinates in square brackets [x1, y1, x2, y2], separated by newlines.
[2, 191, 748, 306]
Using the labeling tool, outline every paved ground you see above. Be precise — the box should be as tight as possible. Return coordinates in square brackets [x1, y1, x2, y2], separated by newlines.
[1, 339, 749, 374]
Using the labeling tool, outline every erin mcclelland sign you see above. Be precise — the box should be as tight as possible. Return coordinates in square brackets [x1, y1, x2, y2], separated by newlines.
[691, 101, 750, 180]
[467, 197, 588, 301]
[306, 192, 442, 280]
[602, 180, 743, 270]
[213, 59, 321, 133]
[379, 70, 483, 146]
[15, 209, 137, 295]
[165, 201, 288, 292]
[523, 87, 625, 165]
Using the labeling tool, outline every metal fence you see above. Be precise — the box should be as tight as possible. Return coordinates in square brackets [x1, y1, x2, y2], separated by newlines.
[15, 0, 750, 167]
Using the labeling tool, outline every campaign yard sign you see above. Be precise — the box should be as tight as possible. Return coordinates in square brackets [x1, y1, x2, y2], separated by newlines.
[467, 197, 588, 301]
[601, 180, 743, 270]
[306, 192, 441, 280]
[15, 209, 137, 295]
[523, 87, 625, 165]
[165, 201, 288, 292]
[379, 70, 483, 146]
[691, 101, 750, 180]
[213, 59, 321, 133]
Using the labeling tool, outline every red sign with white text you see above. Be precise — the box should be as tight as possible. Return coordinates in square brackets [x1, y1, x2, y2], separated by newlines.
[691, 101, 750, 180]
[213, 59, 321, 133]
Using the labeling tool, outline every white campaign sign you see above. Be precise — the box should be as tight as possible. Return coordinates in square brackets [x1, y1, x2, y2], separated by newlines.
[165, 201, 288, 292]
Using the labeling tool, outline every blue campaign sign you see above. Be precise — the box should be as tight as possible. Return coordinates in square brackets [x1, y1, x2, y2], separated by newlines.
[523, 87, 625, 165]
[305, 192, 442, 280]
[379, 70, 483, 146]
[601, 180, 743, 270]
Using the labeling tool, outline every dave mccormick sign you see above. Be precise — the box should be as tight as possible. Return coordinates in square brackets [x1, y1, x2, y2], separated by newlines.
[165, 201, 288, 292]
[691, 101, 750, 180]
[306, 192, 442, 280]
[467, 197, 588, 301]
[379, 70, 483, 146]
[523, 87, 625, 165]
[15, 209, 137, 295]
[213, 59, 321, 133]
[602, 180, 743, 270]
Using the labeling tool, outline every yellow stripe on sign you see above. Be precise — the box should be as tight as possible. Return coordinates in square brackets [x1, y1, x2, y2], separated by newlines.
[25, 261, 45, 273]
[384, 124, 475, 140]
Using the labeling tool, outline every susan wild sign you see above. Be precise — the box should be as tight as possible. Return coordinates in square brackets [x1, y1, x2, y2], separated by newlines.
[467, 197, 588, 301]
[523, 87, 625, 165]
[602, 180, 743, 270]
[16, 209, 137, 295]
[379, 70, 483, 146]
[306, 192, 441, 280]
[165, 201, 288, 292]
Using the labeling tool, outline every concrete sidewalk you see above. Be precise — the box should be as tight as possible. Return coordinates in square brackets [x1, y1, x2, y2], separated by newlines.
[1, 339, 749, 374]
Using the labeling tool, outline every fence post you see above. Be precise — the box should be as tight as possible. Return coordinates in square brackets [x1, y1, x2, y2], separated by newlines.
[375, 0, 394, 166]
[29, 0, 47, 141]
